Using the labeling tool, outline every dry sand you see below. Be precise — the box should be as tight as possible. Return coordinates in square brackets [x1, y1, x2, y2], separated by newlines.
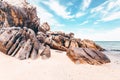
[0, 50, 120, 80]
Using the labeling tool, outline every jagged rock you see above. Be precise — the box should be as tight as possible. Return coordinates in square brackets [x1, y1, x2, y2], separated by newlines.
[46, 31, 65, 36]
[81, 39, 105, 51]
[64, 39, 70, 48]
[0, 1, 40, 33]
[51, 40, 67, 51]
[37, 32, 46, 43]
[44, 31, 105, 52]
[69, 39, 79, 48]
[40, 45, 51, 59]
[0, 27, 51, 60]
[65, 32, 74, 39]
[67, 48, 110, 65]
[39, 22, 50, 33]
[52, 35, 63, 43]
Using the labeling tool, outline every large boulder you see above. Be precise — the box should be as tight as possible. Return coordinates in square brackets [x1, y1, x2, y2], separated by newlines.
[0, 27, 51, 60]
[40, 45, 51, 59]
[67, 47, 110, 65]
[0, 1, 40, 33]
[81, 39, 105, 51]
[39, 22, 50, 33]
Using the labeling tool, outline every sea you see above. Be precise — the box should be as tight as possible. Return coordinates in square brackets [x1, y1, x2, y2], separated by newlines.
[95, 41, 120, 54]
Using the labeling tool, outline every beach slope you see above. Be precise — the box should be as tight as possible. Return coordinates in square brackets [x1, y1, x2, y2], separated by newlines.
[0, 50, 119, 80]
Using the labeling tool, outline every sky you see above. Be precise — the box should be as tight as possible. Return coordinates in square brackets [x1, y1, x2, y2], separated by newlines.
[28, 0, 120, 41]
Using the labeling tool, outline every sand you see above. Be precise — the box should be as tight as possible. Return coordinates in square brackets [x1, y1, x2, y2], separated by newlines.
[0, 50, 120, 80]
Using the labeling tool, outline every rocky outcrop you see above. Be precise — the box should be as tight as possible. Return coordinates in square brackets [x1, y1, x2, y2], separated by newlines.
[0, 0, 110, 65]
[67, 48, 110, 65]
[80, 39, 105, 51]
[0, 27, 51, 60]
[0, 1, 40, 33]
[44, 31, 104, 51]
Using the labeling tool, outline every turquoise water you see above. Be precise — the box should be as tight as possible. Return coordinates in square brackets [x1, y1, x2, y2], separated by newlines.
[96, 41, 120, 50]
[95, 41, 120, 54]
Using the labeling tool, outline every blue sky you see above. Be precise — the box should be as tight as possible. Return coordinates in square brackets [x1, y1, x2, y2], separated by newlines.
[28, 0, 120, 41]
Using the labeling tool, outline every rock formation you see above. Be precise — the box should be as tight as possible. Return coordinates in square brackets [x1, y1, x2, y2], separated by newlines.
[0, 1, 40, 33]
[67, 48, 110, 65]
[0, 27, 51, 60]
[0, 0, 110, 65]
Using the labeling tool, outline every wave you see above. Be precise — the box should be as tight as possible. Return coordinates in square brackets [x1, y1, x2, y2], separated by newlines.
[103, 49, 120, 52]
[110, 49, 120, 52]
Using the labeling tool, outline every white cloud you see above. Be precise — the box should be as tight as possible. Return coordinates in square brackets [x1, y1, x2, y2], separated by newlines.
[91, 6, 103, 13]
[81, 0, 91, 11]
[41, 0, 74, 19]
[80, 21, 89, 25]
[27, 0, 65, 28]
[75, 12, 85, 18]
[28, 0, 86, 19]
[75, 28, 120, 41]
[93, 22, 98, 25]
[90, 0, 120, 22]
[101, 12, 120, 21]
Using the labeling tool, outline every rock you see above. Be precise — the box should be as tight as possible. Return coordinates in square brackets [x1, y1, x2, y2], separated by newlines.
[7, 37, 21, 55]
[64, 39, 70, 48]
[69, 39, 79, 48]
[17, 39, 32, 60]
[50, 40, 67, 51]
[52, 35, 62, 43]
[0, 27, 50, 60]
[30, 47, 38, 59]
[39, 22, 50, 33]
[38, 44, 45, 55]
[40, 45, 51, 59]
[0, 1, 40, 33]
[81, 39, 105, 51]
[46, 31, 65, 36]
[75, 38, 82, 47]
[37, 32, 46, 43]
[67, 47, 110, 65]
[11, 39, 24, 57]
[65, 32, 74, 39]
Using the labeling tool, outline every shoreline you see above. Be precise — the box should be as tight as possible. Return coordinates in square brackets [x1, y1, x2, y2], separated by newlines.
[0, 49, 120, 80]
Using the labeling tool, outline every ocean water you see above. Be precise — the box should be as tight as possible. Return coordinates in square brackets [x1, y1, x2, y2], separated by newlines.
[95, 41, 120, 54]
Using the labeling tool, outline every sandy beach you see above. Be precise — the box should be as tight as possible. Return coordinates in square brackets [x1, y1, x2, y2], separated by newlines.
[0, 0, 120, 80]
[0, 50, 120, 80]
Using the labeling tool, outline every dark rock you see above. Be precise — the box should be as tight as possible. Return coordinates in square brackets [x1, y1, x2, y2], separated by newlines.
[17, 39, 32, 60]
[40, 45, 51, 59]
[30, 48, 38, 59]
[39, 22, 50, 33]
[0, 27, 50, 60]
[67, 47, 110, 65]
[0, 1, 40, 33]
[81, 39, 105, 51]
[37, 32, 46, 43]
[69, 39, 79, 48]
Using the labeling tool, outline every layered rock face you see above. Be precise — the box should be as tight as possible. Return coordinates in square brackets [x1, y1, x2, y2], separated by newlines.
[0, 1, 40, 33]
[0, 0, 110, 65]
[67, 48, 110, 65]
[0, 27, 51, 60]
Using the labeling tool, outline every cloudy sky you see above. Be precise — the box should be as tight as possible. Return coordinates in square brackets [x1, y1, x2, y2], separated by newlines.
[28, 0, 120, 41]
